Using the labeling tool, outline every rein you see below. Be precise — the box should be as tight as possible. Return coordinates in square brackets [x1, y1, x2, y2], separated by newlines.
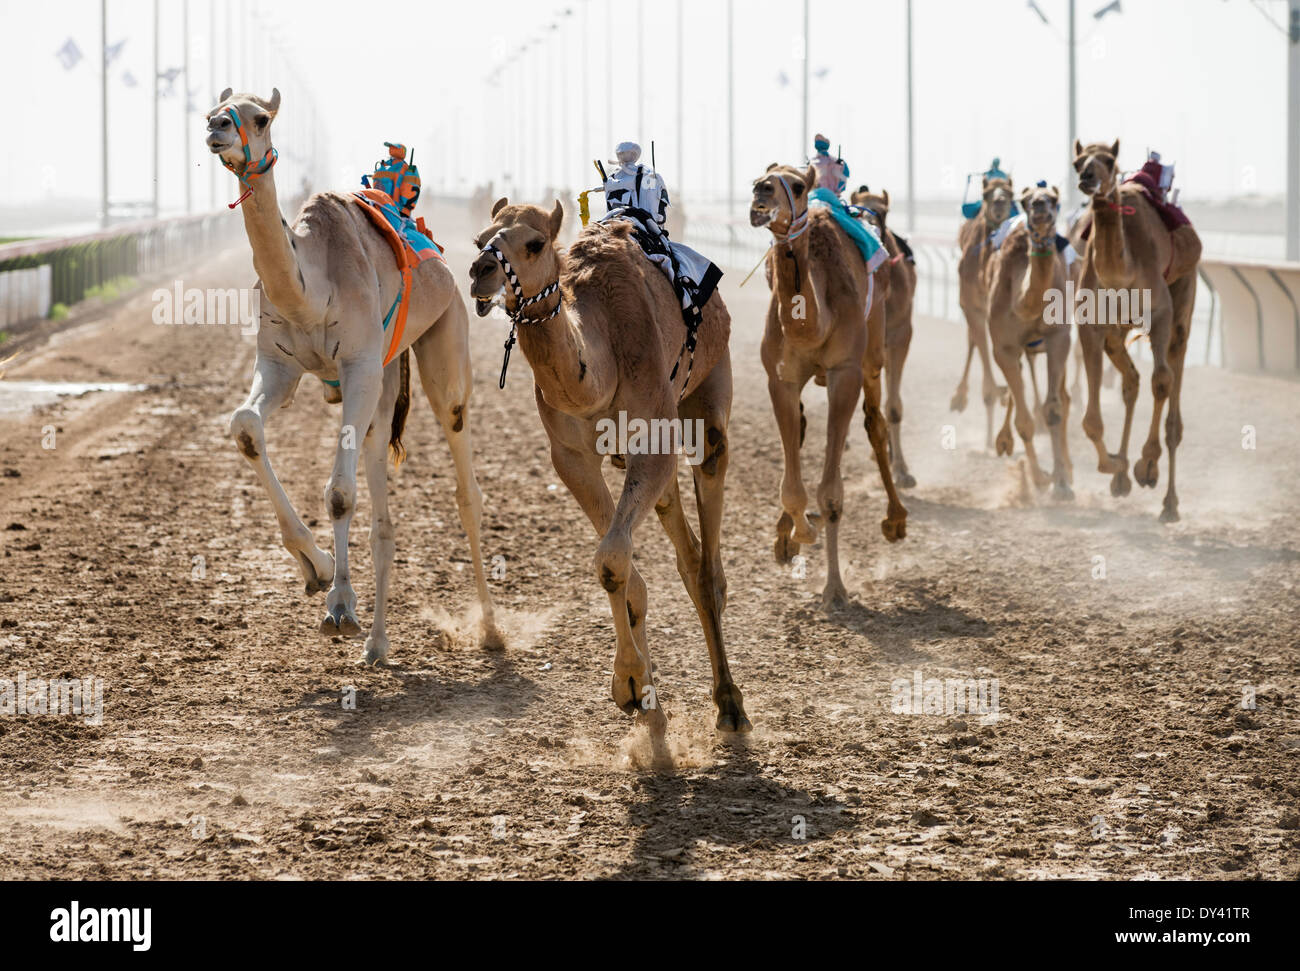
[219, 106, 278, 209]
[479, 237, 562, 390]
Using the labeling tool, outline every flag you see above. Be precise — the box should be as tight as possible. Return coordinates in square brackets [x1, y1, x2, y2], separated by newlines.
[122, 70, 138, 88]
[55, 38, 83, 70]
[104, 39, 127, 66]
[158, 66, 181, 97]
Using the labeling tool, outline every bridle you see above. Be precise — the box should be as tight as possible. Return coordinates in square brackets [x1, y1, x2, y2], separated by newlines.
[216, 105, 278, 209]
[478, 234, 562, 389]
[1079, 154, 1136, 216]
[1026, 203, 1059, 257]
[766, 174, 809, 294]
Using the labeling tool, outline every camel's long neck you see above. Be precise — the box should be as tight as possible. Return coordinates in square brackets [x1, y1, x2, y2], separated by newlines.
[236, 165, 312, 320]
[515, 282, 599, 410]
[771, 237, 822, 339]
[1015, 241, 1058, 319]
[1091, 188, 1131, 285]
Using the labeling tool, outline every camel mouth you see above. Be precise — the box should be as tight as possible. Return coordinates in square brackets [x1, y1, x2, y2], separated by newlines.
[749, 206, 775, 229]
[474, 296, 494, 318]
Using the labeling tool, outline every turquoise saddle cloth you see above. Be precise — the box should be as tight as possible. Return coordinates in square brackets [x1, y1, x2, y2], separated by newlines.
[809, 187, 887, 271]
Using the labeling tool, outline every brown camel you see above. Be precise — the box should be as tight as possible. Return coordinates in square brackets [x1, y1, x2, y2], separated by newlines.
[205, 89, 499, 663]
[849, 186, 919, 488]
[1073, 139, 1201, 522]
[954, 175, 1014, 448]
[750, 164, 907, 608]
[467, 199, 751, 734]
[986, 184, 1074, 498]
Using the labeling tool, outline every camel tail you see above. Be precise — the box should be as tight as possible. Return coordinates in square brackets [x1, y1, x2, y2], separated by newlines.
[389, 349, 411, 467]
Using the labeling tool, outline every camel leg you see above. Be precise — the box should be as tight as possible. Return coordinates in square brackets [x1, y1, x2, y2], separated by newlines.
[1043, 330, 1074, 499]
[1027, 353, 1047, 433]
[412, 311, 501, 648]
[228, 354, 335, 596]
[862, 315, 909, 543]
[768, 373, 817, 560]
[884, 317, 916, 488]
[1102, 328, 1141, 496]
[1160, 276, 1194, 523]
[538, 404, 656, 725]
[1134, 300, 1174, 493]
[817, 363, 862, 609]
[599, 445, 677, 734]
[975, 318, 1004, 450]
[360, 365, 400, 664]
[320, 357, 384, 638]
[675, 354, 749, 731]
[1070, 332, 1084, 403]
[951, 331, 976, 413]
[995, 375, 1016, 458]
[995, 343, 1050, 489]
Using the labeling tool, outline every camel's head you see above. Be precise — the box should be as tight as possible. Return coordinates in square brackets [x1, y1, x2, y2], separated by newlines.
[981, 175, 1014, 225]
[1074, 138, 1121, 198]
[750, 163, 816, 237]
[1020, 183, 1061, 232]
[850, 185, 891, 234]
[469, 197, 565, 318]
[205, 87, 279, 171]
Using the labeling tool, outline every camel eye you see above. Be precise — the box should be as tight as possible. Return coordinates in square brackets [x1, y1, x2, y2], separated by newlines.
[525, 238, 544, 256]
[254, 114, 269, 130]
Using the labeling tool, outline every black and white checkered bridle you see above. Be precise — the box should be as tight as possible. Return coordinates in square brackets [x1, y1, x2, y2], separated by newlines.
[480, 236, 562, 389]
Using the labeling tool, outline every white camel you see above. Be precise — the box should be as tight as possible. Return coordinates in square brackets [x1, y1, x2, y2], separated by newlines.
[205, 87, 499, 662]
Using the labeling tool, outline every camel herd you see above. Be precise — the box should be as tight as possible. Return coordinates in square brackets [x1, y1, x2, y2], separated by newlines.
[205, 89, 1202, 735]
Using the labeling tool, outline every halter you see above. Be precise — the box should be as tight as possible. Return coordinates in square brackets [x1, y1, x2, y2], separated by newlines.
[1027, 214, 1058, 257]
[768, 175, 809, 295]
[479, 236, 562, 390]
[218, 106, 278, 209]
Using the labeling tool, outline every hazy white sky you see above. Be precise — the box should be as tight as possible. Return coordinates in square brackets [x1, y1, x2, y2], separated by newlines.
[0, 0, 1293, 220]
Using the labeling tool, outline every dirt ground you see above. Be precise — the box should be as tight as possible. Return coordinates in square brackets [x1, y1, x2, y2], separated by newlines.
[0, 205, 1297, 880]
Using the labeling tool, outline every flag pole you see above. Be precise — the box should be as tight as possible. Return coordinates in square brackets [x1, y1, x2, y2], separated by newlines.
[101, 0, 109, 228]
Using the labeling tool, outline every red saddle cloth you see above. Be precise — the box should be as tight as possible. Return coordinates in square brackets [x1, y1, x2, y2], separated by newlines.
[1123, 164, 1191, 233]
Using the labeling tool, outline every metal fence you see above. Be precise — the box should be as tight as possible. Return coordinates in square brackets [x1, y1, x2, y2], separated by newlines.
[0, 212, 244, 331]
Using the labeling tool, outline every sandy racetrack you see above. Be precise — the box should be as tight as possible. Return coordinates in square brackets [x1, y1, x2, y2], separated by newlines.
[0, 204, 1296, 880]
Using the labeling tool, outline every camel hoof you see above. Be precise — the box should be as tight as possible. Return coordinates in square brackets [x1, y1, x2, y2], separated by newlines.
[610, 453, 627, 470]
[1110, 470, 1132, 497]
[792, 514, 818, 545]
[480, 624, 506, 652]
[321, 604, 363, 639]
[894, 469, 917, 489]
[1053, 482, 1075, 502]
[822, 581, 849, 610]
[1159, 503, 1180, 524]
[881, 509, 908, 543]
[297, 552, 332, 596]
[362, 635, 389, 666]
[714, 684, 752, 734]
[950, 389, 968, 413]
[1032, 468, 1052, 490]
[1134, 456, 1160, 489]
[774, 512, 799, 564]
[995, 431, 1014, 457]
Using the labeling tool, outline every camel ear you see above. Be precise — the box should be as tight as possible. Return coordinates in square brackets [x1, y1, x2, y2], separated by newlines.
[766, 162, 780, 173]
[982, 175, 990, 189]
[799, 164, 817, 195]
[1074, 139, 1084, 159]
[1110, 138, 1120, 158]
[1050, 185, 1061, 202]
[491, 197, 509, 218]
[267, 88, 280, 116]
[549, 200, 564, 240]
[882, 189, 890, 207]
[219, 87, 233, 102]
[1020, 188, 1032, 207]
